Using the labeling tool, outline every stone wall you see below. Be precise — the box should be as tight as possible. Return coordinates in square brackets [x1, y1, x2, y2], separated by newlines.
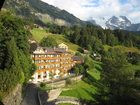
[2, 84, 22, 105]
[46, 75, 83, 89]
[38, 75, 83, 105]
[55, 96, 80, 105]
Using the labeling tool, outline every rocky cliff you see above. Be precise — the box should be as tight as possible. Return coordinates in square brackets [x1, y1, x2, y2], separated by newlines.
[2, 84, 22, 105]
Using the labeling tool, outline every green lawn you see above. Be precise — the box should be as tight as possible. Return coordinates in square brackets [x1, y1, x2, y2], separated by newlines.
[30, 28, 48, 42]
[30, 28, 80, 52]
[60, 80, 97, 101]
[60, 59, 102, 101]
[88, 60, 102, 80]
[104, 45, 140, 53]
[52, 35, 80, 52]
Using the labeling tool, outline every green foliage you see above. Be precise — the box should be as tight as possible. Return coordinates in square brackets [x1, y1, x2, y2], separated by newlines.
[113, 29, 140, 48]
[61, 60, 102, 101]
[31, 27, 81, 52]
[40, 82, 46, 88]
[27, 0, 83, 25]
[30, 28, 47, 42]
[39, 82, 51, 91]
[73, 64, 85, 75]
[18, 51, 35, 82]
[65, 78, 72, 86]
[0, 38, 22, 98]
[45, 24, 140, 54]
[127, 52, 140, 65]
[0, 11, 34, 99]
[40, 36, 58, 47]
[101, 48, 140, 105]
[61, 81, 97, 101]
[69, 25, 105, 53]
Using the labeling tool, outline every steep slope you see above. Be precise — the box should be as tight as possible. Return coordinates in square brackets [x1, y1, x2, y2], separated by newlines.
[106, 16, 131, 30]
[127, 23, 140, 31]
[30, 28, 81, 52]
[2, 0, 85, 26]
[28, 0, 84, 25]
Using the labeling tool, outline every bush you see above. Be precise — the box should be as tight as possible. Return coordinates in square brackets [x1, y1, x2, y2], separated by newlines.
[66, 78, 72, 86]
[40, 82, 46, 88]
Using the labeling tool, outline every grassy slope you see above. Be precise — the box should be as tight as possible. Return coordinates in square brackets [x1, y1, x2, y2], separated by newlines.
[30, 28, 48, 42]
[60, 59, 102, 101]
[31, 28, 140, 101]
[31, 28, 140, 53]
[30, 28, 80, 52]
[104, 45, 140, 53]
[31, 28, 102, 101]
[61, 81, 97, 101]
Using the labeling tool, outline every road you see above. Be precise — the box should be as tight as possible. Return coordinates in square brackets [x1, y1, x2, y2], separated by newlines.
[21, 83, 40, 105]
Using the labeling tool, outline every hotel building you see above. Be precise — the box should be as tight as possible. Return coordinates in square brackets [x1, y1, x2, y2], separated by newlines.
[31, 43, 83, 83]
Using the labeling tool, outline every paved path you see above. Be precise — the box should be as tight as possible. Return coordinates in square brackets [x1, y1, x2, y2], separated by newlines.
[21, 83, 40, 105]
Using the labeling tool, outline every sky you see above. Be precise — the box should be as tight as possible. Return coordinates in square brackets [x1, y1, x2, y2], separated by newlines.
[41, 0, 140, 24]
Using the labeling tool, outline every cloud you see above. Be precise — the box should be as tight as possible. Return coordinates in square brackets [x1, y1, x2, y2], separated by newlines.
[41, 0, 140, 23]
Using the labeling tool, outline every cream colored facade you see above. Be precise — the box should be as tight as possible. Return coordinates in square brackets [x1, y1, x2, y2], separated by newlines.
[58, 43, 68, 51]
[30, 44, 76, 83]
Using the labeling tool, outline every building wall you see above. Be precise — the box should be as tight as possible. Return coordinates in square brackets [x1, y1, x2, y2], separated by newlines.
[31, 52, 75, 83]
[58, 43, 68, 51]
[30, 44, 83, 83]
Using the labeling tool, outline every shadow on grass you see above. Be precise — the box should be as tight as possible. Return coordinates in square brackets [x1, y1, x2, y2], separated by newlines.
[94, 65, 102, 72]
[82, 72, 107, 105]
[93, 62, 103, 72]
[83, 72, 103, 89]
[80, 88, 98, 105]
[80, 83, 108, 105]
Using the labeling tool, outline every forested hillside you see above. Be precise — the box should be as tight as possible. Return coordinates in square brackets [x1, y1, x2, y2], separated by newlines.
[1, 1, 140, 104]
[3, 0, 85, 26]
[0, 11, 35, 101]
[47, 24, 140, 52]
[29, 24, 140, 105]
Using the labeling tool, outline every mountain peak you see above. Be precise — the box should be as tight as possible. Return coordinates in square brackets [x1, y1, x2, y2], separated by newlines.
[91, 15, 140, 31]
[105, 16, 131, 30]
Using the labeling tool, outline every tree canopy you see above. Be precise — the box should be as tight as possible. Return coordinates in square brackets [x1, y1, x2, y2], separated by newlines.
[100, 48, 140, 105]
[40, 36, 57, 47]
[0, 11, 35, 100]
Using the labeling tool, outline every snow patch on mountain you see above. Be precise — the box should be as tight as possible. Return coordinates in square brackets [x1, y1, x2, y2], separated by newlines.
[105, 16, 131, 30]
[89, 16, 140, 31]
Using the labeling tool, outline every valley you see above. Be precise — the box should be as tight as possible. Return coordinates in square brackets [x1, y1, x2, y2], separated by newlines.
[0, 0, 140, 105]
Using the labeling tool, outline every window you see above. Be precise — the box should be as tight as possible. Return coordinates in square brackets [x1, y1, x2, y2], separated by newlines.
[46, 65, 50, 68]
[41, 66, 44, 69]
[38, 74, 41, 79]
[43, 75, 46, 78]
